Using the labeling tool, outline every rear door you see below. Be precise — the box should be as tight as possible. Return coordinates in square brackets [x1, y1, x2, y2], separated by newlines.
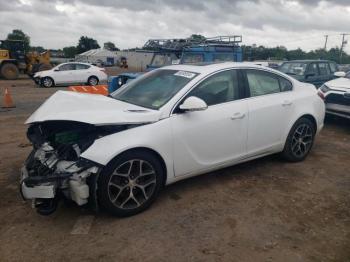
[72, 63, 91, 83]
[243, 69, 294, 156]
[317, 62, 332, 86]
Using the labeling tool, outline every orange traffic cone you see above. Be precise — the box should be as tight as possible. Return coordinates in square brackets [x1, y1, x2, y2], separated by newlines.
[2, 88, 15, 108]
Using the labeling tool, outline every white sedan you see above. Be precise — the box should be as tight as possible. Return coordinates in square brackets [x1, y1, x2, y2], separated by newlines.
[21, 63, 325, 216]
[33, 62, 108, 87]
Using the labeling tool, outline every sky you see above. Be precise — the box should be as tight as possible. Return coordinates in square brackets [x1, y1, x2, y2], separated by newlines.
[1, 0, 350, 52]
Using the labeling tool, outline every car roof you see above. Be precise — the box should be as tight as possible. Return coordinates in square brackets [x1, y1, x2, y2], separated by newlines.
[161, 62, 271, 75]
[60, 62, 92, 66]
[282, 60, 334, 63]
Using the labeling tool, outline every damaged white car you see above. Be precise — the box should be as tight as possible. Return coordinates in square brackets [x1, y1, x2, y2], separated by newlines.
[21, 63, 325, 217]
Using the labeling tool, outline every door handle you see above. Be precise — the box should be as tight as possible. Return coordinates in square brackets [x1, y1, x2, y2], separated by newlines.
[282, 100, 292, 106]
[231, 112, 245, 120]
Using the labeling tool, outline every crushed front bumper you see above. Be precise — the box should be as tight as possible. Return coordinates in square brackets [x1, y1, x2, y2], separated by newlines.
[20, 166, 56, 199]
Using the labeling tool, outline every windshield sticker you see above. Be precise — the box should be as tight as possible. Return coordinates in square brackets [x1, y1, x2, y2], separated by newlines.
[174, 71, 196, 79]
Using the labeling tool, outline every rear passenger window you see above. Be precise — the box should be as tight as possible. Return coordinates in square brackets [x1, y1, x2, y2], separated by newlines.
[246, 70, 280, 97]
[279, 77, 292, 91]
[318, 63, 330, 75]
[76, 64, 90, 70]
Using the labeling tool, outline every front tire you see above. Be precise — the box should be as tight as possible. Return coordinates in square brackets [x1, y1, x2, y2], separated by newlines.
[41, 77, 54, 88]
[98, 150, 164, 217]
[282, 118, 315, 162]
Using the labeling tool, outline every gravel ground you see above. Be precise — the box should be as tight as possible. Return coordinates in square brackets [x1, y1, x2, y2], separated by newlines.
[0, 74, 349, 262]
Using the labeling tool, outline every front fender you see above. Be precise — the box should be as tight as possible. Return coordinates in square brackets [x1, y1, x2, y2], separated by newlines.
[80, 118, 174, 180]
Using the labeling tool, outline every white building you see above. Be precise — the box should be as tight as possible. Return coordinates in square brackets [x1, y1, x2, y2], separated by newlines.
[75, 49, 119, 66]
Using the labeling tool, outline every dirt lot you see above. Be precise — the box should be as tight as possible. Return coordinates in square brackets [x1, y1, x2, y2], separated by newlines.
[0, 74, 349, 262]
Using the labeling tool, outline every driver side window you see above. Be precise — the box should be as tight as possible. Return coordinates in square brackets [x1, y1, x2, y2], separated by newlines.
[186, 70, 238, 106]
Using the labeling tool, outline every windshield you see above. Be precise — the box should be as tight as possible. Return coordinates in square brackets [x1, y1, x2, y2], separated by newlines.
[280, 62, 307, 76]
[111, 69, 198, 109]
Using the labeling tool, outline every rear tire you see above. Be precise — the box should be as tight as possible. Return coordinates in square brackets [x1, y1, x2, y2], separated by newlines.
[1, 63, 19, 80]
[87, 76, 99, 86]
[41, 77, 54, 88]
[282, 118, 316, 162]
[98, 150, 164, 217]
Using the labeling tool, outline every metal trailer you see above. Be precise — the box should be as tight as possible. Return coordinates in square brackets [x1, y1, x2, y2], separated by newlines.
[144, 35, 243, 70]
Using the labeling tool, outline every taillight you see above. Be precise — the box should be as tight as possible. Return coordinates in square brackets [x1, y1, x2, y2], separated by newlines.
[317, 91, 325, 100]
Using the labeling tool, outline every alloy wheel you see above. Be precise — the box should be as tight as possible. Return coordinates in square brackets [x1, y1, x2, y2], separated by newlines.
[291, 124, 313, 157]
[107, 159, 157, 210]
[42, 78, 52, 87]
[89, 77, 98, 86]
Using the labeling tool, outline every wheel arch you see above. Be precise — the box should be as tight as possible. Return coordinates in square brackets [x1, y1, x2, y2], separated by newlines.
[283, 113, 318, 148]
[299, 114, 317, 132]
[104, 147, 168, 186]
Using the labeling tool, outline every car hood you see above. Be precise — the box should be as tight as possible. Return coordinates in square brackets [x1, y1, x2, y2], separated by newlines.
[325, 77, 350, 90]
[26, 91, 162, 125]
[34, 69, 52, 77]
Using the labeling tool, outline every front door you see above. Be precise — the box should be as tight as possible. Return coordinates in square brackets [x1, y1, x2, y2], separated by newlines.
[54, 63, 75, 84]
[171, 69, 248, 177]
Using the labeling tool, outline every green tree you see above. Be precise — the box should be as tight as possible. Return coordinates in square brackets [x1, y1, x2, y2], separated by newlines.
[63, 46, 77, 58]
[76, 36, 100, 54]
[103, 41, 119, 51]
[189, 34, 206, 42]
[6, 29, 30, 51]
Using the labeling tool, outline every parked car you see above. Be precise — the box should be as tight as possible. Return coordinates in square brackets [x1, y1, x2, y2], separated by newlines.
[33, 62, 107, 88]
[107, 72, 143, 93]
[278, 60, 340, 87]
[318, 71, 350, 119]
[21, 63, 325, 217]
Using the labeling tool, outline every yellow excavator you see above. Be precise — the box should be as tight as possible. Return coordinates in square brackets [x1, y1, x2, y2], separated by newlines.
[0, 39, 52, 80]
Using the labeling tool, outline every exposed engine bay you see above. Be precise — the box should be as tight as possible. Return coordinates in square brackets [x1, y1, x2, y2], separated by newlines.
[21, 120, 136, 215]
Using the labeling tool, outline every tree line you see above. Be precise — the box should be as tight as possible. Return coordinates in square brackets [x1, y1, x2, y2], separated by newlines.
[4, 29, 119, 58]
[243, 45, 350, 64]
[4, 29, 350, 63]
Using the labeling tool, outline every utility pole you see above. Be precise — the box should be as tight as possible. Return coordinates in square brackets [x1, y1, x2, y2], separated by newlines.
[340, 33, 349, 63]
[324, 35, 328, 50]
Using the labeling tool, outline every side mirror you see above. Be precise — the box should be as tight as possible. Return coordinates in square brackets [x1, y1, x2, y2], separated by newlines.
[54, 68, 60, 72]
[334, 71, 346, 77]
[179, 96, 208, 112]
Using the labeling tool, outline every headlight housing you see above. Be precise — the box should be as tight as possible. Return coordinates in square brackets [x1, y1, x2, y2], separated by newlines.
[320, 84, 330, 93]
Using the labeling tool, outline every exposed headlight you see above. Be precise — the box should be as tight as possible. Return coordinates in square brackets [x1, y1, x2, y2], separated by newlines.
[320, 84, 330, 93]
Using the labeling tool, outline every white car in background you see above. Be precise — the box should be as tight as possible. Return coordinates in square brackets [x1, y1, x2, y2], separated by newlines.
[33, 62, 107, 88]
[318, 71, 350, 119]
[21, 63, 325, 217]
